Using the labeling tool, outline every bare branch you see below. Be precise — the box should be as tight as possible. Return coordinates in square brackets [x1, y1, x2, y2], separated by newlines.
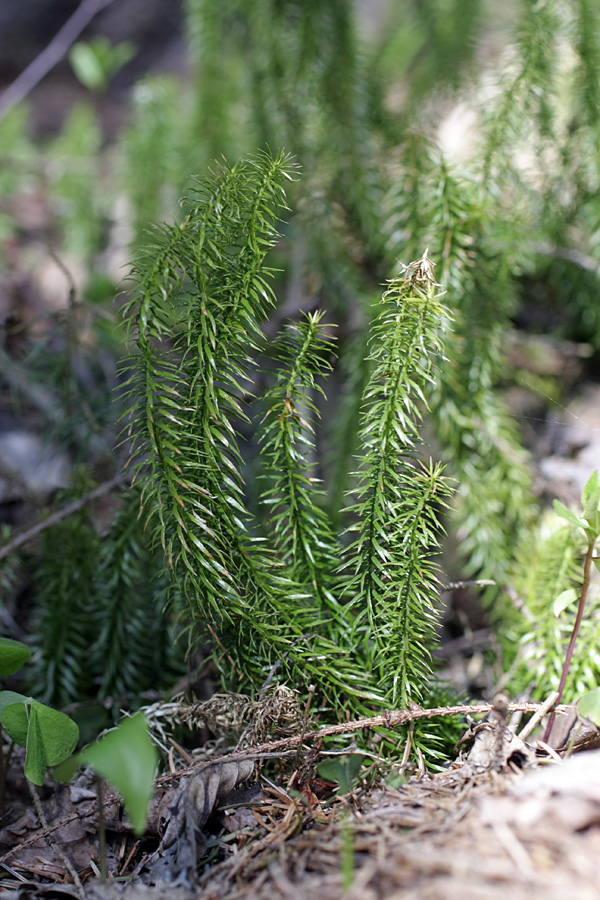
[0, 472, 125, 562]
[0, 0, 117, 124]
[156, 698, 569, 786]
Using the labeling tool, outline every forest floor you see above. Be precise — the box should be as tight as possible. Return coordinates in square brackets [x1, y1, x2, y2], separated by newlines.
[3, 691, 600, 900]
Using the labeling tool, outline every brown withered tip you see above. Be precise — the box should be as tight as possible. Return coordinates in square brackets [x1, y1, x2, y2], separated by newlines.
[492, 693, 509, 716]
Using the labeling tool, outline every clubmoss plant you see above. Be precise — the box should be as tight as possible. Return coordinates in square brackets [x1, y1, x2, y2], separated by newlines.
[122, 150, 453, 725]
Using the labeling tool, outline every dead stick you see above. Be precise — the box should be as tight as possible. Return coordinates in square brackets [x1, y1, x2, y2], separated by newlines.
[155, 700, 569, 785]
[0, 0, 117, 123]
[517, 691, 558, 742]
[0, 472, 125, 562]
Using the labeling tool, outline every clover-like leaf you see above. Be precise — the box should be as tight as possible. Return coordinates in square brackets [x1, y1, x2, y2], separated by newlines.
[1, 699, 79, 785]
[24, 703, 45, 785]
[0, 689, 28, 712]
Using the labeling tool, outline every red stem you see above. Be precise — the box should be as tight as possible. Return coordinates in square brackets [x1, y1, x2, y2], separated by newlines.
[543, 538, 596, 744]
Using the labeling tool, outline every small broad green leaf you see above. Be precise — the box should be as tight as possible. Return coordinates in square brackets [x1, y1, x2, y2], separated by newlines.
[553, 500, 588, 532]
[0, 637, 31, 677]
[1, 700, 29, 746]
[112, 41, 136, 71]
[316, 754, 364, 794]
[69, 38, 135, 92]
[79, 713, 157, 834]
[581, 470, 599, 511]
[69, 42, 107, 91]
[553, 588, 579, 617]
[581, 469, 598, 503]
[594, 556, 600, 574]
[52, 753, 81, 784]
[35, 704, 79, 765]
[1, 699, 79, 781]
[578, 689, 600, 727]
[1, 701, 48, 785]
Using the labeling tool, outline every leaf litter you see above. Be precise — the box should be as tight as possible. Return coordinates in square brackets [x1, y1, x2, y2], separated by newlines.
[3, 689, 600, 900]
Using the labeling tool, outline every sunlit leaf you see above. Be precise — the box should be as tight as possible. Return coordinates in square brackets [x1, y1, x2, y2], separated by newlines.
[553, 500, 587, 532]
[581, 470, 600, 536]
[553, 588, 579, 617]
[578, 689, 600, 727]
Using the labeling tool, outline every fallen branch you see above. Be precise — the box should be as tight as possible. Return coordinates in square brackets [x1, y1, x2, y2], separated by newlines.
[0, 472, 125, 562]
[157, 699, 568, 786]
[0, 0, 117, 123]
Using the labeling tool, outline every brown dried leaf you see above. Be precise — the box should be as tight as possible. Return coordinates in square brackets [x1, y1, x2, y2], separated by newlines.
[465, 726, 535, 771]
[0, 773, 122, 873]
[141, 758, 255, 886]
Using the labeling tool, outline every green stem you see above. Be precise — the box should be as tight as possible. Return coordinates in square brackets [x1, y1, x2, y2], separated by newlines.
[543, 538, 596, 743]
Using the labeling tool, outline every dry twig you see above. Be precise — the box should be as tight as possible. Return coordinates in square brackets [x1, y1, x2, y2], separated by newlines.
[0, 0, 117, 123]
[0, 472, 125, 562]
[157, 699, 566, 787]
